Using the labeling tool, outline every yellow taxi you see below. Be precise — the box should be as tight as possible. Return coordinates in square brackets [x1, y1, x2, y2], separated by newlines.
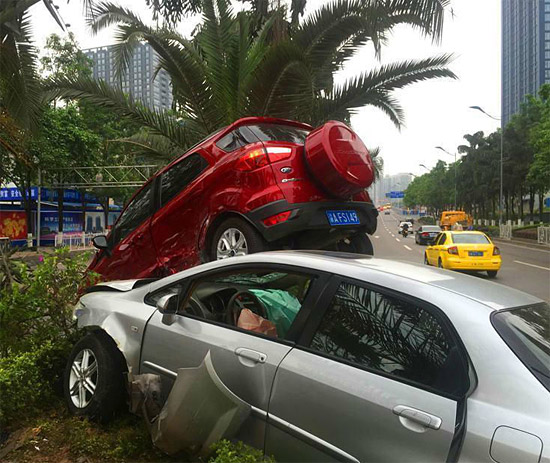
[424, 230, 501, 278]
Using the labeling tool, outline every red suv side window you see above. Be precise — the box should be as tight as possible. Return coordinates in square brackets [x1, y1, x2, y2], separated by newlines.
[111, 181, 154, 246]
[160, 153, 208, 207]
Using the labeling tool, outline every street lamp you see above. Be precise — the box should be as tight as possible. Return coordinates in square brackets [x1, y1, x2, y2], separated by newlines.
[419, 164, 429, 171]
[435, 146, 457, 210]
[470, 105, 503, 225]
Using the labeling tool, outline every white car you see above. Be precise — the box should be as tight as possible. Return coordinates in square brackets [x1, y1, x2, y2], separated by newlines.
[65, 251, 549, 462]
[398, 221, 414, 234]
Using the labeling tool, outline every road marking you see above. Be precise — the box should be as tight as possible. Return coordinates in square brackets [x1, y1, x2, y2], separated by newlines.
[513, 260, 550, 271]
[375, 236, 380, 239]
[404, 245, 412, 251]
[395, 238, 400, 242]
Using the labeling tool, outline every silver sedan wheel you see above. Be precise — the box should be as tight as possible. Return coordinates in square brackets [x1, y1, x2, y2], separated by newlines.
[217, 228, 248, 260]
[68, 348, 98, 408]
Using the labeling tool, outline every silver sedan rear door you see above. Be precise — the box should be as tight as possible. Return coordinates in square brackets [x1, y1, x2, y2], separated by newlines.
[266, 276, 471, 462]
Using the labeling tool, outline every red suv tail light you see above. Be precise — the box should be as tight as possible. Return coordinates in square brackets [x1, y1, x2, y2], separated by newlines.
[236, 148, 269, 171]
[493, 246, 500, 255]
[263, 210, 291, 227]
[422, 232, 429, 237]
[447, 246, 459, 255]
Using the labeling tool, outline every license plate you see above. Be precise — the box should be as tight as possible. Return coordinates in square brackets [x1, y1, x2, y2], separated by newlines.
[326, 210, 360, 226]
[469, 251, 483, 256]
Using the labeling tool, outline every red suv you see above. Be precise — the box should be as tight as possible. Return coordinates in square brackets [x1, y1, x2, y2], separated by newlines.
[90, 117, 378, 280]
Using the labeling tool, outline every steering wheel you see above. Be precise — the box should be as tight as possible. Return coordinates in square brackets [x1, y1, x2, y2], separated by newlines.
[226, 290, 268, 326]
[185, 296, 212, 319]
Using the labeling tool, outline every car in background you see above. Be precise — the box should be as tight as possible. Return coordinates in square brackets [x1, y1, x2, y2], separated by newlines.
[66, 251, 549, 462]
[424, 230, 501, 277]
[415, 225, 442, 245]
[89, 117, 378, 281]
[384, 210, 391, 215]
[398, 221, 413, 234]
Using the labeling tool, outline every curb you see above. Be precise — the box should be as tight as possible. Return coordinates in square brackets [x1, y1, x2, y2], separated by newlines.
[493, 237, 550, 251]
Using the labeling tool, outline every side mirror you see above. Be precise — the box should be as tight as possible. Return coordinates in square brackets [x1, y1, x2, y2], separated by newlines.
[92, 235, 109, 250]
[156, 293, 178, 315]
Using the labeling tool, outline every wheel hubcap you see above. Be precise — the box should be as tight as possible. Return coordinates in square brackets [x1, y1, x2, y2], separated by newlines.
[69, 348, 98, 408]
[216, 228, 248, 260]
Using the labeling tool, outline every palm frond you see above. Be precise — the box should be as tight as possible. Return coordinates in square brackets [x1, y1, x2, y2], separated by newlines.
[0, 12, 42, 131]
[115, 131, 184, 161]
[43, 76, 195, 148]
[319, 54, 456, 127]
[386, 0, 450, 43]
[246, 41, 313, 118]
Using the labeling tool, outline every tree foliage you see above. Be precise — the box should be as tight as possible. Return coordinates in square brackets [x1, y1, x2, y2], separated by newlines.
[405, 84, 550, 221]
[46, 0, 455, 161]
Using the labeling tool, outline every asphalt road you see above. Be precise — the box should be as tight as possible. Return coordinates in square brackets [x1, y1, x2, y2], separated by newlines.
[373, 211, 550, 302]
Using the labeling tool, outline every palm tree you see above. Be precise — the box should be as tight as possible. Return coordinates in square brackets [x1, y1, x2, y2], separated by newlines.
[46, 0, 455, 160]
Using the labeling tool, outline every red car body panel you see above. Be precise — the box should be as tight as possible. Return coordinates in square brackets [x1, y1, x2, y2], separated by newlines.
[89, 117, 377, 281]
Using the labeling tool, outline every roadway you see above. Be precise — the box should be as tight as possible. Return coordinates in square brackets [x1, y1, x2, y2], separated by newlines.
[373, 211, 550, 302]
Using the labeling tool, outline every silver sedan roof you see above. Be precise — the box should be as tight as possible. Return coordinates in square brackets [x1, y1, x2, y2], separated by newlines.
[151, 250, 543, 312]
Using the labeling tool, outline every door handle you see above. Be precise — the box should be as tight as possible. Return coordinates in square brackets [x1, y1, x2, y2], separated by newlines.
[393, 405, 442, 430]
[235, 347, 267, 364]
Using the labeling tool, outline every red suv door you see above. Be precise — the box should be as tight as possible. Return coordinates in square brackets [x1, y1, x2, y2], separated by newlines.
[149, 152, 211, 274]
[90, 181, 159, 280]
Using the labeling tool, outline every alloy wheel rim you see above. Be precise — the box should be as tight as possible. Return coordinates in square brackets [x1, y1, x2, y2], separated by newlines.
[217, 228, 248, 260]
[68, 348, 98, 408]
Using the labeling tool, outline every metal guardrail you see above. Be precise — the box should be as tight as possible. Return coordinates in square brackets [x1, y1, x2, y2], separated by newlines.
[55, 233, 100, 251]
[537, 226, 550, 245]
[499, 224, 512, 240]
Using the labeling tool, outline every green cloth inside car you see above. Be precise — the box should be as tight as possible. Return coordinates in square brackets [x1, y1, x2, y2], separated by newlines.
[249, 289, 301, 338]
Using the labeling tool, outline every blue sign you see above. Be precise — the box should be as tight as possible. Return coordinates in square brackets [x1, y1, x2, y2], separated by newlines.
[0, 187, 99, 203]
[389, 191, 405, 199]
[40, 211, 83, 236]
[0, 187, 38, 201]
[545, 197, 550, 208]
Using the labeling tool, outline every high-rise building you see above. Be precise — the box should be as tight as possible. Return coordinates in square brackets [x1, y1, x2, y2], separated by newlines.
[502, 0, 550, 125]
[370, 173, 412, 206]
[84, 43, 173, 111]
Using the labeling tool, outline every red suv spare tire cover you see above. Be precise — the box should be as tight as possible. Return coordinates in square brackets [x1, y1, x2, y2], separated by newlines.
[305, 121, 374, 198]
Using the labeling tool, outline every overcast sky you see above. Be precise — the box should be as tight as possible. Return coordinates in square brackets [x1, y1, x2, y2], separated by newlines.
[30, 0, 501, 177]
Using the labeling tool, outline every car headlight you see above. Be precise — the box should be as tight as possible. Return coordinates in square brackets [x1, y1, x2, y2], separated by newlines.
[73, 300, 86, 321]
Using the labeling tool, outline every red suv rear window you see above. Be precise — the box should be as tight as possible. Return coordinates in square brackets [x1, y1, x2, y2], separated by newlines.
[216, 123, 311, 152]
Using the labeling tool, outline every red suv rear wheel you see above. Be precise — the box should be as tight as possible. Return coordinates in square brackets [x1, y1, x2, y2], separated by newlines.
[209, 218, 267, 261]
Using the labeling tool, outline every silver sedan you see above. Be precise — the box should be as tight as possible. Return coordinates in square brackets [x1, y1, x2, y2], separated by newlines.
[65, 251, 550, 462]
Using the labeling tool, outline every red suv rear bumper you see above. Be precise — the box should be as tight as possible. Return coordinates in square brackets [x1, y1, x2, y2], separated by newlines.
[246, 200, 378, 247]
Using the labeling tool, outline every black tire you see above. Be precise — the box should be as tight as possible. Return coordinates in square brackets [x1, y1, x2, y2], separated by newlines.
[209, 217, 267, 261]
[335, 233, 374, 256]
[438, 258, 444, 269]
[424, 253, 429, 265]
[487, 270, 498, 278]
[64, 331, 127, 423]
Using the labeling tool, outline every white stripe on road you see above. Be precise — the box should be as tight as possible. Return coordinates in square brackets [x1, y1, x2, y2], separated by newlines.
[396, 238, 401, 242]
[375, 236, 380, 239]
[513, 260, 550, 271]
[404, 245, 412, 251]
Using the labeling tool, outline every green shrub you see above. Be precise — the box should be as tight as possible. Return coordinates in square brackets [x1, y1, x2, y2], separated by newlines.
[417, 216, 436, 225]
[0, 340, 70, 426]
[0, 248, 96, 427]
[209, 440, 275, 463]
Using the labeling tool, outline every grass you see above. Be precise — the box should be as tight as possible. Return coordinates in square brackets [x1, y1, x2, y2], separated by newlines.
[1, 404, 182, 463]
